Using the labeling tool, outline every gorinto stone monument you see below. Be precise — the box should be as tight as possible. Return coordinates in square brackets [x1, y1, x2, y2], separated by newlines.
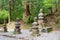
[14, 18, 21, 34]
[30, 17, 40, 37]
[38, 9, 53, 33]
[38, 9, 44, 31]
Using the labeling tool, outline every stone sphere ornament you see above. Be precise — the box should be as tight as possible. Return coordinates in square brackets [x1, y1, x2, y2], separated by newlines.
[34, 17, 38, 22]
[40, 9, 43, 13]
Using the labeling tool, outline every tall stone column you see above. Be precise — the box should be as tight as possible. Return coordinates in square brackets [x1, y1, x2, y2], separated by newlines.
[8, 0, 12, 25]
[38, 9, 44, 29]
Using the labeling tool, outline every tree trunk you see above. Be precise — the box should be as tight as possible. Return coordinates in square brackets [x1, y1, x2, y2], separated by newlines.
[8, 0, 12, 24]
[23, 0, 31, 20]
[1, 0, 4, 10]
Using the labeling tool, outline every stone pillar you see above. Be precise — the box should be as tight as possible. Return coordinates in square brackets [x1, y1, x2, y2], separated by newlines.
[14, 18, 21, 34]
[38, 9, 44, 29]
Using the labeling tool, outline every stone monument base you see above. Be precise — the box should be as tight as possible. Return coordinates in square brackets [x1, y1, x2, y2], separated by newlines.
[14, 28, 21, 34]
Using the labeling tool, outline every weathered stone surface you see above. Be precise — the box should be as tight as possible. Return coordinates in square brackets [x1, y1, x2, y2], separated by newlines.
[14, 18, 21, 34]
[41, 27, 53, 33]
[31, 21, 40, 37]
[46, 27, 53, 33]
[3, 24, 8, 32]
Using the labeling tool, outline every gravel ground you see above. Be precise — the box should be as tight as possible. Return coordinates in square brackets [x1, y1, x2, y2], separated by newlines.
[0, 29, 60, 40]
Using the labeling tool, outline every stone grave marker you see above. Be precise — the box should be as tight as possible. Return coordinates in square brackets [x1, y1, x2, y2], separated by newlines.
[30, 17, 40, 37]
[14, 18, 21, 34]
[38, 9, 53, 33]
[3, 24, 8, 32]
[38, 9, 44, 32]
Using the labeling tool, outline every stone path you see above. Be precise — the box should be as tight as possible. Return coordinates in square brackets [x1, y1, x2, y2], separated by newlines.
[0, 30, 60, 40]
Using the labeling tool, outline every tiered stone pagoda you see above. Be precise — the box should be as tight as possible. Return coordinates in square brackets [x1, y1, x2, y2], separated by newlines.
[31, 17, 40, 36]
[38, 9, 53, 33]
[30, 9, 44, 36]
[38, 9, 44, 30]
[14, 18, 21, 34]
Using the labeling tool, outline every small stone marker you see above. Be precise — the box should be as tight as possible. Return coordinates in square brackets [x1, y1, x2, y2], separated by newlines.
[41, 28, 46, 33]
[41, 27, 53, 33]
[3, 24, 8, 32]
[46, 27, 53, 33]
[14, 18, 21, 34]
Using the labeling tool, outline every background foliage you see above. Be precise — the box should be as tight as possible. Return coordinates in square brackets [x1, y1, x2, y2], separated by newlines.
[0, 0, 60, 24]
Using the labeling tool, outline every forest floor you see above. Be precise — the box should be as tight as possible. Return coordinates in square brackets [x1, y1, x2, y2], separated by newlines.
[0, 21, 60, 40]
[0, 30, 60, 40]
[7, 21, 31, 31]
[6, 21, 60, 31]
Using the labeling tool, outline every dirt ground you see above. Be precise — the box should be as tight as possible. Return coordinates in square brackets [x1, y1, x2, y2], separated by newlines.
[6, 21, 60, 32]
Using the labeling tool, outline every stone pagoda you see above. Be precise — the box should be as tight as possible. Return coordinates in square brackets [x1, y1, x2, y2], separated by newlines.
[30, 17, 40, 37]
[38, 9, 44, 30]
[14, 18, 21, 34]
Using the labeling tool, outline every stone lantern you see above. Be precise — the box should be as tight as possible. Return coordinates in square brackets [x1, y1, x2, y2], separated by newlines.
[14, 18, 21, 34]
